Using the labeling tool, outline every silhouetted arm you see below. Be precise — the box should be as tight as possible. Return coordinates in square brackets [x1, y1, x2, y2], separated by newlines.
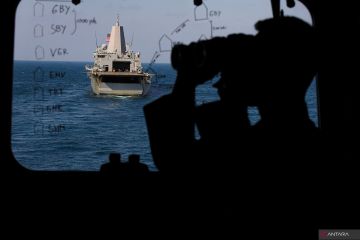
[144, 72, 196, 172]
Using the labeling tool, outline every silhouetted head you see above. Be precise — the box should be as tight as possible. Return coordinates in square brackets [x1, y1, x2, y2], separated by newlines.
[109, 153, 121, 164]
[217, 16, 318, 107]
[254, 16, 317, 102]
[213, 34, 256, 105]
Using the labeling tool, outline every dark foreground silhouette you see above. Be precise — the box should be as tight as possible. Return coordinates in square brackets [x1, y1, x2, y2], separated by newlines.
[1, 0, 356, 237]
[140, 16, 330, 235]
[100, 153, 149, 176]
[144, 16, 320, 177]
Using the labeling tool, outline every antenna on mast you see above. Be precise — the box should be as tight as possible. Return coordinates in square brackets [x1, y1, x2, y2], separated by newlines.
[126, 33, 134, 52]
[130, 33, 134, 48]
[95, 31, 98, 48]
[116, 14, 120, 26]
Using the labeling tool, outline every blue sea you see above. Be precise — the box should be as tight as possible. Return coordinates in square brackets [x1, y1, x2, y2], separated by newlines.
[12, 61, 318, 171]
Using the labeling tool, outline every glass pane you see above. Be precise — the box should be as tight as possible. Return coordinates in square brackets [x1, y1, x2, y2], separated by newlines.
[12, 0, 317, 171]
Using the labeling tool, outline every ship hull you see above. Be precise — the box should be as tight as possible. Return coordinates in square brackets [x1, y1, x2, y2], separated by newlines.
[88, 72, 151, 96]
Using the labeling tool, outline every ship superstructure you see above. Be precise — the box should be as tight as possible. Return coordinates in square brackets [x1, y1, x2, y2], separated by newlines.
[86, 16, 151, 96]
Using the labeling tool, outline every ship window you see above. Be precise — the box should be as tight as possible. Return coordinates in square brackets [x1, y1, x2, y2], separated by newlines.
[113, 61, 130, 72]
[11, 0, 317, 172]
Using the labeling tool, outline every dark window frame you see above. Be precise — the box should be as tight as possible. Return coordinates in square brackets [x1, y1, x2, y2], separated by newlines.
[2, 0, 353, 177]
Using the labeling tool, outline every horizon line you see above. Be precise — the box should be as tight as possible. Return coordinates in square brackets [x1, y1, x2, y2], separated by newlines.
[13, 59, 172, 64]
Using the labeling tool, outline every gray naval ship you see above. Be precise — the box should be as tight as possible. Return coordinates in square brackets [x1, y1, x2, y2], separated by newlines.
[85, 16, 152, 96]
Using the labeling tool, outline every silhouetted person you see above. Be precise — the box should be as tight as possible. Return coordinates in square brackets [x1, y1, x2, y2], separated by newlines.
[144, 16, 319, 177]
[250, 17, 318, 129]
[145, 34, 256, 175]
[100, 153, 125, 175]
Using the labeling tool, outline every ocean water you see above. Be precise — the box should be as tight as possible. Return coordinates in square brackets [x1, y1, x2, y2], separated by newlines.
[12, 61, 318, 171]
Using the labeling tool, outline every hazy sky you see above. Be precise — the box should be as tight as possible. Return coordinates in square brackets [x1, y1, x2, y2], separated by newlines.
[14, 0, 312, 63]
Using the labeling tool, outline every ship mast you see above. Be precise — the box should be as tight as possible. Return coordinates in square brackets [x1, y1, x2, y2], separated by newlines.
[107, 15, 126, 54]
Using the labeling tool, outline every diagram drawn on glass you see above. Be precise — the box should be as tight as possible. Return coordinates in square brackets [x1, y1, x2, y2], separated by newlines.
[171, 19, 190, 35]
[33, 105, 44, 116]
[33, 87, 45, 101]
[33, 67, 45, 83]
[159, 34, 173, 52]
[29, 1, 76, 139]
[35, 45, 45, 60]
[34, 24, 44, 38]
[33, 122, 44, 136]
[194, 2, 208, 21]
[33, 2, 44, 17]
[149, 1, 225, 82]
[13, 0, 235, 171]
[71, 9, 77, 35]
[199, 34, 208, 41]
